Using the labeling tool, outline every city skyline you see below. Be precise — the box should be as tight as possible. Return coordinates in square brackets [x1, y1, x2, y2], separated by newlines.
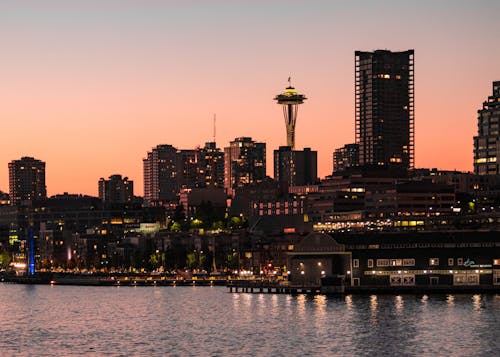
[1, 1, 499, 196]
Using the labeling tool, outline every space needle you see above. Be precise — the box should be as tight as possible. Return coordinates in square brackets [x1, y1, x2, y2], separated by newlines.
[274, 78, 307, 149]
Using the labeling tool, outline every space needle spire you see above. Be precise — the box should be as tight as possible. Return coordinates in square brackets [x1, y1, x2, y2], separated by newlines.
[274, 78, 307, 149]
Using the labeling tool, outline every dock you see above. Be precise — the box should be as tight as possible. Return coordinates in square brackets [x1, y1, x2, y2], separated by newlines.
[227, 280, 322, 294]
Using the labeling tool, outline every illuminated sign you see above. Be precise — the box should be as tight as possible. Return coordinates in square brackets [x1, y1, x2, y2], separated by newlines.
[463, 258, 476, 267]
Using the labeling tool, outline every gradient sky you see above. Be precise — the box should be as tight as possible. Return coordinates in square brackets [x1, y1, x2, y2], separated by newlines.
[1, 0, 499, 196]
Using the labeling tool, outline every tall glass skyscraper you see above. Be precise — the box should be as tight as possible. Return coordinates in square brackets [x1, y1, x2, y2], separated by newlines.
[355, 50, 414, 170]
[474, 81, 500, 175]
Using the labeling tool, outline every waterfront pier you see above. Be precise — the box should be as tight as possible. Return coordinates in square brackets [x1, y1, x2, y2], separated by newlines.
[227, 280, 324, 295]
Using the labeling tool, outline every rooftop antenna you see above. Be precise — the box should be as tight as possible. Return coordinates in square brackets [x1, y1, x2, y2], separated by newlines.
[213, 113, 216, 144]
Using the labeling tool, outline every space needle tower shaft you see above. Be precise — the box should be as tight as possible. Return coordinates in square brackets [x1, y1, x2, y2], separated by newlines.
[274, 78, 307, 149]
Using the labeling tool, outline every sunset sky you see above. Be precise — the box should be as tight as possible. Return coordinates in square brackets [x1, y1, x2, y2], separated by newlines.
[1, 0, 499, 196]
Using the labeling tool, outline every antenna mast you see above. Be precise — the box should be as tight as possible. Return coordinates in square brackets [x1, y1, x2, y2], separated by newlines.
[213, 113, 216, 144]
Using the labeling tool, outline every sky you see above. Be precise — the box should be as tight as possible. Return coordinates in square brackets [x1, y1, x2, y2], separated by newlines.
[1, 0, 499, 196]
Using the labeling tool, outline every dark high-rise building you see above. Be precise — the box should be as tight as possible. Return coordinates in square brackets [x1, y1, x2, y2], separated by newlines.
[274, 146, 317, 187]
[98, 174, 134, 204]
[197, 142, 225, 188]
[474, 81, 500, 175]
[176, 149, 199, 189]
[333, 143, 359, 172]
[8, 156, 47, 205]
[143, 144, 178, 205]
[224, 137, 266, 195]
[355, 50, 414, 169]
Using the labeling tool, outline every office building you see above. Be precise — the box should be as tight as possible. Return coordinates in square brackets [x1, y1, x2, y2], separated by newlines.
[8, 156, 46, 205]
[474, 81, 500, 175]
[274, 146, 317, 188]
[224, 137, 266, 195]
[355, 50, 414, 169]
[98, 175, 134, 204]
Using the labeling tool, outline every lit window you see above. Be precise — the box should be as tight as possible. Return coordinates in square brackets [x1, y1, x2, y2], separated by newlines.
[429, 258, 439, 266]
[377, 259, 390, 267]
[448, 258, 454, 266]
[367, 259, 374, 268]
[402, 259, 415, 266]
[353, 259, 359, 268]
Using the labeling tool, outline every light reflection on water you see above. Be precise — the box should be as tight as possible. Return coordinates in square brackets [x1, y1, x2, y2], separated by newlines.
[0, 285, 499, 356]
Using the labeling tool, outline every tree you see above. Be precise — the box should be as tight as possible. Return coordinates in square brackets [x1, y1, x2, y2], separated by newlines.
[173, 204, 186, 222]
[190, 219, 203, 228]
[170, 222, 181, 232]
[0, 249, 11, 269]
[211, 221, 224, 230]
[186, 252, 197, 269]
[229, 216, 242, 228]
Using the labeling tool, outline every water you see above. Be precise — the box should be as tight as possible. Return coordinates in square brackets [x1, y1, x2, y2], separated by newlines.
[0, 285, 499, 356]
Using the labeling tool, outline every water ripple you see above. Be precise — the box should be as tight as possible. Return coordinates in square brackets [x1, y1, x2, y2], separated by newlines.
[0, 285, 499, 356]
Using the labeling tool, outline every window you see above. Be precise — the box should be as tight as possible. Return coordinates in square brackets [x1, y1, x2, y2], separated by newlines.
[353, 259, 359, 268]
[353, 278, 360, 286]
[367, 259, 374, 268]
[453, 274, 479, 286]
[457, 258, 463, 266]
[377, 259, 390, 267]
[390, 274, 415, 286]
[429, 258, 439, 266]
[448, 258, 454, 266]
[493, 259, 500, 266]
[402, 258, 415, 266]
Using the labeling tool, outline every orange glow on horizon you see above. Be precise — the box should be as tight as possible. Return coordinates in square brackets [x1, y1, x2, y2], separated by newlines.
[0, 1, 498, 196]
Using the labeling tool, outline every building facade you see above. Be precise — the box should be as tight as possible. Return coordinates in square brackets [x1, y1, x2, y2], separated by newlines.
[176, 149, 199, 190]
[224, 137, 266, 195]
[274, 146, 317, 188]
[143, 144, 178, 205]
[197, 142, 225, 188]
[333, 143, 359, 172]
[474, 81, 500, 175]
[8, 156, 47, 205]
[355, 50, 414, 170]
[98, 175, 134, 204]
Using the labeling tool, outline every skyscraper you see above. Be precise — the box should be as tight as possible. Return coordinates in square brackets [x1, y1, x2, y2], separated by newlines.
[355, 50, 414, 169]
[274, 146, 317, 188]
[474, 81, 500, 175]
[98, 175, 134, 204]
[143, 144, 178, 205]
[8, 156, 46, 205]
[224, 137, 266, 195]
[274, 80, 307, 149]
[197, 142, 225, 188]
[176, 149, 199, 189]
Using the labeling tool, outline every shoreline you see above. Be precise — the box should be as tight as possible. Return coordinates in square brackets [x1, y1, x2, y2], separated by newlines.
[2, 273, 500, 294]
